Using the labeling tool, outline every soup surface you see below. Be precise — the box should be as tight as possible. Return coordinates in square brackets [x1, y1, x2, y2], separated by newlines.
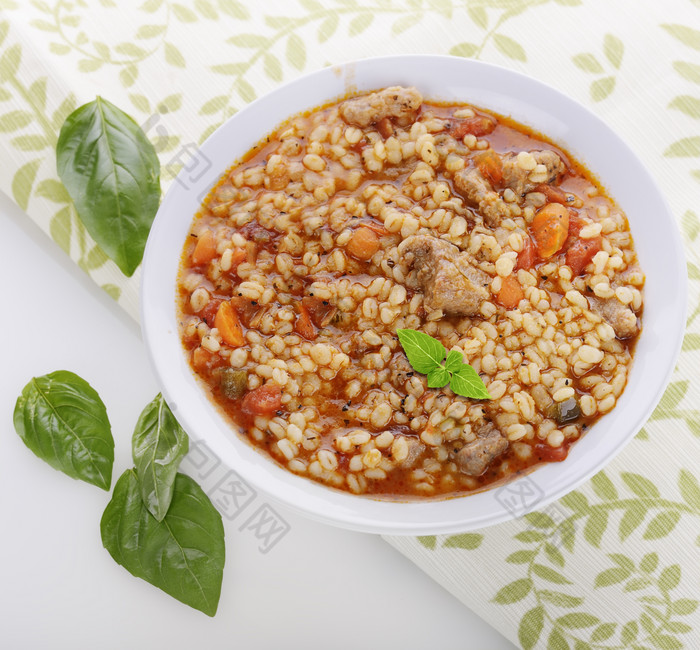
[177, 86, 644, 498]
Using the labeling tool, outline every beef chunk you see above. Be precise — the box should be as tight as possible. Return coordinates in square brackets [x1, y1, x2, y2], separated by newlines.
[587, 296, 639, 339]
[340, 86, 422, 128]
[454, 166, 510, 227]
[454, 150, 565, 226]
[398, 437, 426, 468]
[399, 235, 490, 316]
[455, 423, 509, 476]
[502, 150, 566, 197]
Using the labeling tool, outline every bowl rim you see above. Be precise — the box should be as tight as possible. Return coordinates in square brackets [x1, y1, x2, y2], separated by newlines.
[141, 54, 687, 535]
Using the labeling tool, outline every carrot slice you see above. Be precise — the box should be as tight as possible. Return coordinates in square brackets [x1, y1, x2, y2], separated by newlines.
[214, 300, 245, 347]
[347, 226, 380, 261]
[497, 275, 525, 309]
[531, 203, 570, 258]
[191, 230, 217, 266]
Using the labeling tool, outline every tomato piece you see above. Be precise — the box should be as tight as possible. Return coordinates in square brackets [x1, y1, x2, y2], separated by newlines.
[517, 236, 537, 270]
[229, 247, 247, 276]
[475, 150, 503, 186]
[347, 226, 380, 261]
[531, 203, 570, 258]
[302, 296, 337, 328]
[229, 296, 260, 328]
[534, 183, 569, 205]
[535, 443, 569, 463]
[376, 117, 394, 139]
[566, 236, 603, 275]
[192, 346, 213, 373]
[200, 298, 223, 325]
[361, 220, 390, 237]
[497, 275, 525, 309]
[214, 301, 245, 347]
[242, 382, 282, 417]
[191, 230, 217, 266]
[295, 303, 317, 340]
[451, 116, 496, 139]
[566, 211, 585, 240]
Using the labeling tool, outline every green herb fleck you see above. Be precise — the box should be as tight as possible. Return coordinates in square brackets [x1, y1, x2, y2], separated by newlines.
[397, 329, 491, 400]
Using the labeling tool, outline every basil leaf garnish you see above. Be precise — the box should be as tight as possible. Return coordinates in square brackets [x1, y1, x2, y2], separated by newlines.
[397, 328, 491, 400]
[427, 367, 450, 388]
[13, 370, 114, 490]
[101, 470, 225, 616]
[56, 96, 160, 276]
[450, 364, 492, 400]
[132, 394, 189, 522]
[396, 328, 446, 373]
[444, 349, 464, 373]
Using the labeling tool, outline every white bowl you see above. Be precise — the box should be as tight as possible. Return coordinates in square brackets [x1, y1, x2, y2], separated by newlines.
[141, 55, 686, 535]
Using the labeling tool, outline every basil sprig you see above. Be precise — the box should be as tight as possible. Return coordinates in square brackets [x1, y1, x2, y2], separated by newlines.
[397, 329, 491, 400]
[13, 371, 114, 490]
[56, 96, 160, 277]
[101, 470, 225, 617]
[132, 394, 189, 522]
[13, 373, 226, 616]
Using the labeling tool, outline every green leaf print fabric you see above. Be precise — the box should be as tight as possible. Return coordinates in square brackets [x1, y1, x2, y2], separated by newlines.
[1, 1, 699, 647]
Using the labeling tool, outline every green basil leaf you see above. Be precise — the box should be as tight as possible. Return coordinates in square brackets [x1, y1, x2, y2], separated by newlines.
[13, 370, 114, 490]
[427, 367, 450, 388]
[396, 328, 445, 374]
[449, 364, 492, 400]
[101, 470, 225, 616]
[56, 96, 160, 276]
[132, 394, 189, 521]
[444, 349, 464, 373]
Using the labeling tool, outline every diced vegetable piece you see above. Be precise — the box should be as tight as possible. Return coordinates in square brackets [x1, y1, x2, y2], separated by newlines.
[241, 382, 282, 417]
[362, 220, 390, 237]
[451, 116, 496, 139]
[376, 117, 394, 139]
[200, 298, 223, 326]
[566, 236, 602, 275]
[534, 183, 570, 205]
[229, 247, 247, 275]
[219, 368, 248, 400]
[192, 346, 213, 373]
[214, 301, 245, 347]
[566, 211, 585, 239]
[302, 296, 337, 328]
[496, 275, 525, 309]
[475, 150, 503, 186]
[531, 203, 570, 258]
[229, 296, 259, 327]
[295, 303, 317, 340]
[534, 443, 569, 462]
[517, 236, 537, 270]
[549, 397, 581, 424]
[347, 226, 380, 261]
[191, 230, 217, 266]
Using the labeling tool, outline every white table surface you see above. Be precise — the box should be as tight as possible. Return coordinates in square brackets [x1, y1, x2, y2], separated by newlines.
[0, 190, 514, 649]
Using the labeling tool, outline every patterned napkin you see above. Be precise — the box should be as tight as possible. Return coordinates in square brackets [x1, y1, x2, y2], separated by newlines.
[2, 1, 699, 647]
